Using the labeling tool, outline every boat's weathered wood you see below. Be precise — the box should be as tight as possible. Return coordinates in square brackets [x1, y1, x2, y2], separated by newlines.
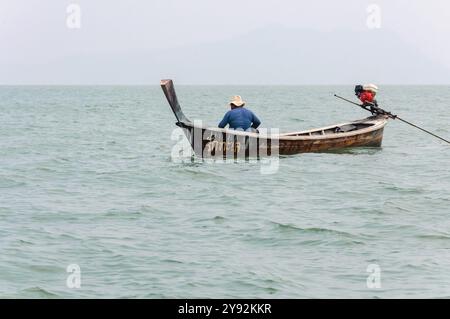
[161, 79, 389, 158]
[176, 116, 387, 158]
[160, 79, 190, 123]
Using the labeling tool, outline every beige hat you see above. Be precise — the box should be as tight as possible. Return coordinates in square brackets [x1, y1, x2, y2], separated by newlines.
[230, 95, 245, 107]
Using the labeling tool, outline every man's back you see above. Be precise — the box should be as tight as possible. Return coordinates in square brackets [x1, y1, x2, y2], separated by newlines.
[218, 108, 261, 131]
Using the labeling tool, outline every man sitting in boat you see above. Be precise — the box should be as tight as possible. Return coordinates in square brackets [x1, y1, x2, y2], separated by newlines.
[218, 95, 261, 132]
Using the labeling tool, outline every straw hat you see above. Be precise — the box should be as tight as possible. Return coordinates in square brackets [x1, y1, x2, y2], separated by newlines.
[230, 95, 245, 107]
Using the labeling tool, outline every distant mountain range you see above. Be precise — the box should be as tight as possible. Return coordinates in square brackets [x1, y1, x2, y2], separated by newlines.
[5, 26, 450, 85]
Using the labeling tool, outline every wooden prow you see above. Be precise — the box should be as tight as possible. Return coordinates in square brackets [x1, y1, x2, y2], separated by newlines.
[160, 79, 190, 123]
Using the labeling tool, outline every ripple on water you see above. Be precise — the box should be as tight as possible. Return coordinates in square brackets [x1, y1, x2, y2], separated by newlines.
[103, 209, 144, 220]
[238, 221, 367, 247]
[416, 233, 450, 241]
[376, 181, 426, 194]
[270, 221, 359, 238]
[14, 287, 60, 299]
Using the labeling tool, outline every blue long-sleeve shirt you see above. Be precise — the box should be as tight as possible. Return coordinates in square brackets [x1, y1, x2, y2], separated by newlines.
[218, 108, 261, 130]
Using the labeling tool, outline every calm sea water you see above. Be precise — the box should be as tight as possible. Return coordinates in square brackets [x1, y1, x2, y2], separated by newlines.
[0, 85, 449, 298]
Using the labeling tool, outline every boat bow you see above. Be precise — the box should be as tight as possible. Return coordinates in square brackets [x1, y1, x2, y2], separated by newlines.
[161, 79, 190, 124]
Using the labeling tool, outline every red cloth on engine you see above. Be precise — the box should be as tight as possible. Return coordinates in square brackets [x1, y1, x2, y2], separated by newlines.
[358, 91, 375, 104]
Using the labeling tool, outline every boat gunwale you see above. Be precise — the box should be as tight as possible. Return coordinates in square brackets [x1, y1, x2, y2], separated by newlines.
[178, 115, 388, 141]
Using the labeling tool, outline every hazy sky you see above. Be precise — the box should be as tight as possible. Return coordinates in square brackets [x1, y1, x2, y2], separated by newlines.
[1, 0, 450, 84]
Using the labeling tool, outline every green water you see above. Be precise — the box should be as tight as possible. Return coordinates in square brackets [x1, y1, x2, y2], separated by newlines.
[0, 85, 449, 298]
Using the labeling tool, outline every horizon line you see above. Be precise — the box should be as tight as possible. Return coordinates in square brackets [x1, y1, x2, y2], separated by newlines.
[1, 83, 450, 86]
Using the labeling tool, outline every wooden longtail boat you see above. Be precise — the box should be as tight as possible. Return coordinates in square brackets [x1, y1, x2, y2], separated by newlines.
[161, 79, 389, 158]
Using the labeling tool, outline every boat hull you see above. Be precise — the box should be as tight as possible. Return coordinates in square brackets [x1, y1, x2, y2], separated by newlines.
[177, 116, 387, 158]
[278, 127, 384, 155]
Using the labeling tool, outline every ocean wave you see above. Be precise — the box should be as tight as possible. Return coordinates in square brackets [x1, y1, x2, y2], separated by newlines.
[0, 178, 26, 188]
[161, 258, 184, 264]
[417, 234, 450, 240]
[16, 287, 60, 299]
[270, 221, 357, 238]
